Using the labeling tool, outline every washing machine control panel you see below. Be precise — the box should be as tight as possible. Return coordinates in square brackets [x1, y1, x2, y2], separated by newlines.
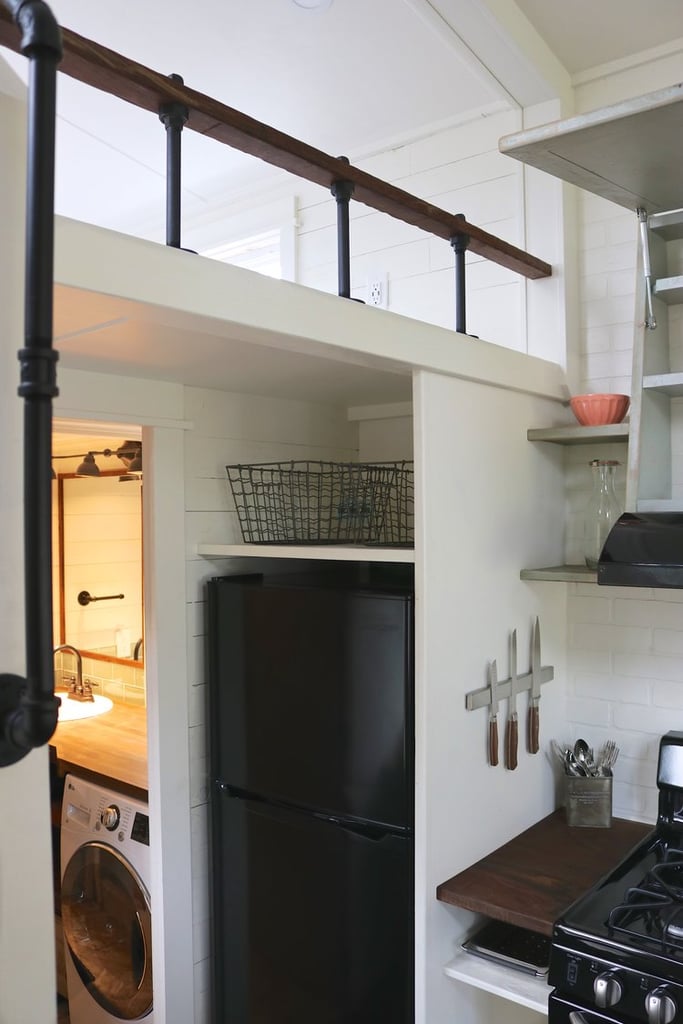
[101, 804, 121, 831]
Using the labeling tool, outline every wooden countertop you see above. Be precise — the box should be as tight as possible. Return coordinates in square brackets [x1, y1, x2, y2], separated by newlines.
[50, 699, 147, 797]
[436, 810, 652, 936]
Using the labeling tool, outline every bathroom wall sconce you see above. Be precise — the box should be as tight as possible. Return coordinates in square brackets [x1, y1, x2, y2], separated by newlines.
[52, 441, 142, 481]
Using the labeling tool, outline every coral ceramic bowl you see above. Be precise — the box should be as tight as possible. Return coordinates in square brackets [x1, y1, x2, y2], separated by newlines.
[569, 393, 630, 426]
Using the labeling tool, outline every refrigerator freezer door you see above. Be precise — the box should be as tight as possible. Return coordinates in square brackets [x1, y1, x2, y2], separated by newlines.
[211, 788, 414, 1024]
[208, 575, 413, 828]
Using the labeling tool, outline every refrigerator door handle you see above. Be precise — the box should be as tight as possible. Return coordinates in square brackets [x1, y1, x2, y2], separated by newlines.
[316, 812, 409, 842]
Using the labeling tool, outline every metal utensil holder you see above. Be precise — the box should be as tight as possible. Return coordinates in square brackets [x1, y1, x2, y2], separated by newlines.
[565, 776, 612, 828]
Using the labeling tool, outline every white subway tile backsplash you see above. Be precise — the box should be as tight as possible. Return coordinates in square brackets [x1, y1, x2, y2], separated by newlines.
[567, 648, 612, 674]
[613, 652, 683, 682]
[571, 622, 651, 653]
[614, 702, 683, 735]
[654, 630, 683, 655]
[652, 679, 683, 709]
[565, 697, 612, 727]
[613, 599, 683, 628]
[574, 673, 650, 705]
[567, 596, 612, 624]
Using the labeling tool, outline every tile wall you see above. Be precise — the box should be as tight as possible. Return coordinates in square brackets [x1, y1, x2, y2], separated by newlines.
[565, 72, 683, 823]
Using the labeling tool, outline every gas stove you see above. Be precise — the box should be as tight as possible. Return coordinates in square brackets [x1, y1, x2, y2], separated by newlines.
[549, 732, 683, 1024]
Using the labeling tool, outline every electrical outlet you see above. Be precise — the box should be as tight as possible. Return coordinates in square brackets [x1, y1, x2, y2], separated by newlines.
[367, 275, 388, 308]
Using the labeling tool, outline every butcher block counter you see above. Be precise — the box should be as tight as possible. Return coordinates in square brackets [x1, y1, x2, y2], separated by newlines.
[437, 809, 652, 935]
[50, 700, 147, 797]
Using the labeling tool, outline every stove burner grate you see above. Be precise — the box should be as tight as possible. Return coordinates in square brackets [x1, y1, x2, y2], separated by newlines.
[607, 846, 683, 955]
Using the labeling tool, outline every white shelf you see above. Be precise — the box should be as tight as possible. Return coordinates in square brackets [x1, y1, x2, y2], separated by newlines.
[520, 565, 596, 583]
[196, 543, 415, 563]
[499, 83, 683, 213]
[654, 276, 683, 304]
[527, 423, 629, 445]
[444, 951, 549, 1015]
[643, 372, 683, 396]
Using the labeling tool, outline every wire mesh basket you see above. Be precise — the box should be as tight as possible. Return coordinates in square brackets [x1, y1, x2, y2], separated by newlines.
[226, 460, 414, 546]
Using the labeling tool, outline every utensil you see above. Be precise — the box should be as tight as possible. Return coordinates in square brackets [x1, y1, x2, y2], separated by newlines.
[565, 749, 589, 777]
[528, 617, 541, 754]
[488, 659, 499, 767]
[597, 739, 619, 774]
[505, 630, 519, 771]
[573, 738, 596, 775]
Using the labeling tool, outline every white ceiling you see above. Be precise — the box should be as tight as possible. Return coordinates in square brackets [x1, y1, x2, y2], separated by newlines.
[515, 0, 683, 74]
[2, 0, 680, 240]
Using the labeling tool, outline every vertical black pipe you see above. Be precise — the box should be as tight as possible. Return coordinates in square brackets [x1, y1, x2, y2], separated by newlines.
[0, 0, 62, 765]
[159, 73, 188, 249]
[450, 215, 470, 335]
[330, 156, 354, 298]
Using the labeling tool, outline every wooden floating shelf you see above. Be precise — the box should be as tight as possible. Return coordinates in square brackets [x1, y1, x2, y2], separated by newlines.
[520, 565, 597, 582]
[527, 423, 629, 445]
[197, 543, 415, 563]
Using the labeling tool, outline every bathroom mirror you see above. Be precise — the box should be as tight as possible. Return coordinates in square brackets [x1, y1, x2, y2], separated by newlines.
[54, 472, 144, 668]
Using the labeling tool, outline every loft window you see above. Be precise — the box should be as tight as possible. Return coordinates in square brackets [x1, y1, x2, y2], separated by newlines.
[201, 228, 282, 279]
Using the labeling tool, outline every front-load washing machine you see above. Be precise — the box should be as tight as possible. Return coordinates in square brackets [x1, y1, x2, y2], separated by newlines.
[60, 774, 153, 1023]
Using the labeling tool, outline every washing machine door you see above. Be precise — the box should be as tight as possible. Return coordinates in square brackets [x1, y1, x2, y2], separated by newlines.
[62, 841, 153, 1020]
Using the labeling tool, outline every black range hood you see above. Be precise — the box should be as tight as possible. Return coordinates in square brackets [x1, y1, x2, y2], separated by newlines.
[598, 512, 683, 588]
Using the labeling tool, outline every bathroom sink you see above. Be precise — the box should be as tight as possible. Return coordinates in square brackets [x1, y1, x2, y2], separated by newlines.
[57, 693, 114, 722]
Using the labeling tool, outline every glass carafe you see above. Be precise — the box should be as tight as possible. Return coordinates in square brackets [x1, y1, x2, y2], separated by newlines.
[584, 459, 621, 569]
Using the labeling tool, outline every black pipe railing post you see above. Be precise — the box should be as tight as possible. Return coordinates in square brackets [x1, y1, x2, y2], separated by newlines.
[0, 0, 62, 766]
[450, 214, 470, 335]
[159, 73, 188, 249]
[330, 156, 354, 299]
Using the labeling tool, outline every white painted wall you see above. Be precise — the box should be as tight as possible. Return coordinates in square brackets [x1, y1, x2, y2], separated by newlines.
[296, 108, 529, 345]
[52, 369, 196, 1024]
[59, 476, 143, 654]
[414, 370, 567, 1024]
[0, 76, 58, 1024]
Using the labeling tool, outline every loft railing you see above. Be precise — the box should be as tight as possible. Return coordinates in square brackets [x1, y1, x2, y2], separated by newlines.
[0, 2, 551, 766]
[0, 6, 553, 311]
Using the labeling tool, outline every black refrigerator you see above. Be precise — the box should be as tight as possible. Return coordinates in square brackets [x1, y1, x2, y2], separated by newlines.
[207, 563, 414, 1024]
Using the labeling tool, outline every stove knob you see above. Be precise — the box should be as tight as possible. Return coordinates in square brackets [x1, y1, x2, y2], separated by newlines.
[646, 986, 677, 1024]
[101, 804, 120, 831]
[594, 970, 623, 1008]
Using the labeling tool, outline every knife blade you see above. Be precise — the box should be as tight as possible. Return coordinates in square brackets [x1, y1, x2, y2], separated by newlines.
[505, 630, 519, 771]
[488, 659, 499, 767]
[528, 617, 541, 754]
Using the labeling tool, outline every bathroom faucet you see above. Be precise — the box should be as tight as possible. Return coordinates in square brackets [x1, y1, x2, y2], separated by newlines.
[53, 644, 91, 701]
[133, 637, 144, 661]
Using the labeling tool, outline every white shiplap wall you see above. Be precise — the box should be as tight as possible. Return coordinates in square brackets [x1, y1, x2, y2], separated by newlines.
[182, 385, 360, 1024]
[296, 107, 528, 351]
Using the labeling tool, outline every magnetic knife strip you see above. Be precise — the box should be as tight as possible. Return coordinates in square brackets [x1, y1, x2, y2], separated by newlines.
[464, 666, 554, 711]
[466, 619, 554, 768]
[464, 618, 554, 713]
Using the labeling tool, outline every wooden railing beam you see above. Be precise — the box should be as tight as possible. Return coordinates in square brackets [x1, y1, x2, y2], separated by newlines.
[0, 10, 552, 281]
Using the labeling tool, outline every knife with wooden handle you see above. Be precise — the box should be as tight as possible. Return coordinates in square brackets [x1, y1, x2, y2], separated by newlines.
[488, 659, 499, 767]
[505, 629, 519, 771]
[528, 617, 541, 754]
